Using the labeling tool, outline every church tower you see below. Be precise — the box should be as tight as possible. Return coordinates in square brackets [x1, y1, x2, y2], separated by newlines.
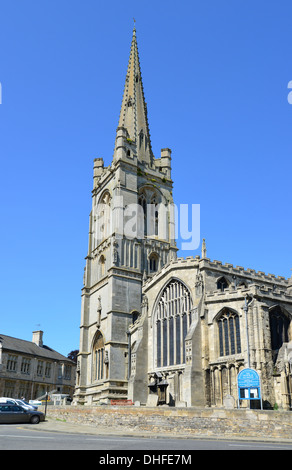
[74, 26, 177, 404]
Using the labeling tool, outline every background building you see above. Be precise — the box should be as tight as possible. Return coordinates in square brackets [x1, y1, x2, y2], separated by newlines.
[0, 330, 76, 400]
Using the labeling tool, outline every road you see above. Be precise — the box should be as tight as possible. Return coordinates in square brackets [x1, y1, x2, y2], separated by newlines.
[0, 424, 292, 451]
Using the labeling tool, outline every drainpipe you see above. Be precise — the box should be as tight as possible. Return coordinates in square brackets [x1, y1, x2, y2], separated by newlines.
[244, 295, 252, 369]
[127, 330, 131, 380]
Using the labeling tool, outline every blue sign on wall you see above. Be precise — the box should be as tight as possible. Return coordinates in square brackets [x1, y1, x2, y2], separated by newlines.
[238, 368, 260, 388]
[237, 368, 261, 401]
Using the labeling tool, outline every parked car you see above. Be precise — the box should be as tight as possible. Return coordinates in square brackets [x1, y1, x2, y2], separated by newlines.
[29, 400, 42, 407]
[15, 399, 38, 411]
[0, 397, 14, 405]
[0, 404, 45, 424]
[0, 397, 37, 410]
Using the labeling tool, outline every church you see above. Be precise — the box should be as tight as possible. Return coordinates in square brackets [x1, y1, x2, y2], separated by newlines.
[73, 27, 292, 409]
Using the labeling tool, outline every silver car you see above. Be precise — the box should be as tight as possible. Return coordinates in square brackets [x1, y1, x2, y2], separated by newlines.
[0, 404, 45, 424]
[0, 397, 38, 410]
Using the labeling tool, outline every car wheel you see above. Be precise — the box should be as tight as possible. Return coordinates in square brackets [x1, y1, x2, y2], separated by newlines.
[30, 415, 40, 424]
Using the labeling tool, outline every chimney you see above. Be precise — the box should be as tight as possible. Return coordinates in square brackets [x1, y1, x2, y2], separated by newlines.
[32, 330, 43, 347]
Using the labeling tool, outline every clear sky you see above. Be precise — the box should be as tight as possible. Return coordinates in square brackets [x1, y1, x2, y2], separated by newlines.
[0, 0, 291, 356]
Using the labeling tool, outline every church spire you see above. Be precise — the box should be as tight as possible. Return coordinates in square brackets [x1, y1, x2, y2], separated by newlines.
[117, 25, 154, 165]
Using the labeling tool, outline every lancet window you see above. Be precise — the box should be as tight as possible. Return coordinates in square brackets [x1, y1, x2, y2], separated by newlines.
[92, 331, 105, 382]
[149, 253, 159, 273]
[96, 191, 111, 242]
[154, 280, 192, 369]
[138, 188, 160, 238]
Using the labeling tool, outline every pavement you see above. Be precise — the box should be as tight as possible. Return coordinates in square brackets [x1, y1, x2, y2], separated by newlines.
[23, 417, 183, 439]
[25, 417, 157, 437]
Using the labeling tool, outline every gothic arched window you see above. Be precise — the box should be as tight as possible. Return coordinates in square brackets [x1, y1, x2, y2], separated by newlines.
[138, 188, 160, 238]
[217, 277, 229, 292]
[132, 311, 140, 324]
[150, 194, 159, 236]
[97, 191, 111, 241]
[217, 309, 241, 356]
[92, 331, 105, 382]
[149, 253, 159, 273]
[154, 280, 192, 368]
[269, 306, 290, 362]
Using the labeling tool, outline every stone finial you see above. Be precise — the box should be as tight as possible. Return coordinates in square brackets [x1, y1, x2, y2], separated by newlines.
[201, 238, 206, 259]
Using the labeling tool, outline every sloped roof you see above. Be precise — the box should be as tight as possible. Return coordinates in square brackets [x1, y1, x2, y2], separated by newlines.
[0, 334, 74, 363]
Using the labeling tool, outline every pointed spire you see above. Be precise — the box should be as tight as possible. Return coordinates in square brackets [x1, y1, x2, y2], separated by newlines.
[201, 238, 207, 259]
[117, 25, 154, 165]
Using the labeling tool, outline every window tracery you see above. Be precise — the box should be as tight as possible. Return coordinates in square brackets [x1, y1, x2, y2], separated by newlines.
[217, 309, 241, 356]
[138, 188, 160, 238]
[217, 277, 229, 292]
[92, 331, 105, 382]
[154, 280, 192, 368]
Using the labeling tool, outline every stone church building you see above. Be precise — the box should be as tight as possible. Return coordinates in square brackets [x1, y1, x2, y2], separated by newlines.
[73, 27, 292, 409]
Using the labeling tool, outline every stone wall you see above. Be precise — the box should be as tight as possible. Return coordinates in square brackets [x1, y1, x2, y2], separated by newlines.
[43, 406, 292, 440]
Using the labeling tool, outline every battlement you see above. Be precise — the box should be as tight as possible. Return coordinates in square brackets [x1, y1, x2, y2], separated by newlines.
[200, 257, 288, 284]
[143, 254, 289, 289]
[205, 282, 292, 302]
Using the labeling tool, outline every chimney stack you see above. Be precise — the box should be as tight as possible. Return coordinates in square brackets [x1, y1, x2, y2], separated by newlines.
[32, 330, 43, 347]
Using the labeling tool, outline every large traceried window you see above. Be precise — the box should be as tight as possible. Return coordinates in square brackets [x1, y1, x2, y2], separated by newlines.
[217, 308, 241, 357]
[154, 280, 192, 369]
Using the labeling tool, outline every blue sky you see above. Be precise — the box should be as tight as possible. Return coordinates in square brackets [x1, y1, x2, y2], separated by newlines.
[0, 0, 291, 356]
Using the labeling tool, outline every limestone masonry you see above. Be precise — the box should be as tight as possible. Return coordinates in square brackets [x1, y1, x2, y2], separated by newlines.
[73, 27, 292, 410]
